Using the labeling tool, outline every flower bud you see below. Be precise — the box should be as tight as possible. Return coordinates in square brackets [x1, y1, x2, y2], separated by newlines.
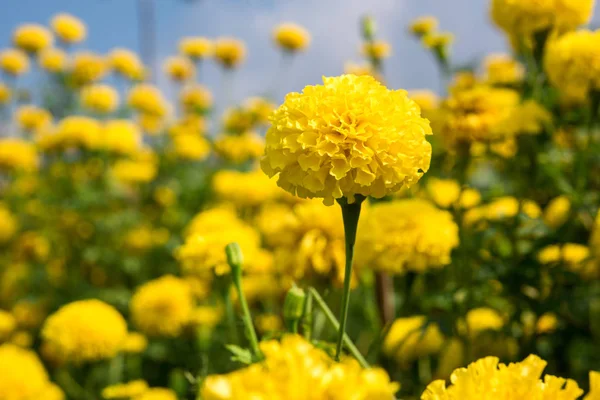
[361, 15, 377, 41]
[283, 287, 306, 323]
[225, 242, 244, 278]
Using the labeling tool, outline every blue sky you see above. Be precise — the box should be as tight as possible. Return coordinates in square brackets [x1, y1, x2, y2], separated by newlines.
[0, 0, 597, 107]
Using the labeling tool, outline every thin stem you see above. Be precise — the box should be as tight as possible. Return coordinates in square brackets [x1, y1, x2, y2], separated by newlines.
[231, 272, 263, 360]
[301, 289, 314, 340]
[335, 196, 365, 361]
[309, 287, 369, 368]
[223, 286, 239, 345]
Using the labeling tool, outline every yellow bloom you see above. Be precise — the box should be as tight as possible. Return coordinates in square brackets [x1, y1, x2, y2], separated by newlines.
[215, 131, 265, 164]
[41, 299, 127, 364]
[544, 195, 571, 228]
[13, 24, 53, 53]
[0, 138, 39, 172]
[102, 380, 149, 399]
[244, 96, 276, 124]
[0, 83, 11, 104]
[262, 75, 432, 205]
[458, 188, 482, 209]
[0, 205, 18, 244]
[38, 48, 67, 73]
[422, 32, 454, 49]
[180, 84, 213, 113]
[426, 178, 461, 208]
[255, 313, 282, 334]
[483, 53, 525, 85]
[409, 89, 440, 112]
[128, 84, 168, 116]
[383, 316, 445, 363]
[466, 307, 504, 337]
[135, 388, 178, 400]
[130, 275, 193, 337]
[213, 169, 281, 207]
[0, 310, 16, 342]
[0, 344, 64, 400]
[111, 158, 157, 185]
[121, 332, 148, 354]
[38, 116, 101, 151]
[179, 36, 213, 60]
[522, 199, 542, 219]
[16, 105, 52, 132]
[562, 243, 591, 267]
[362, 40, 392, 60]
[0, 49, 29, 76]
[123, 224, 167, 253]
[538, 245, 562, 264]
[586, 371, 600, 400]
[189, 306, 223, 330]
[184, 206, 241, 238]
[506, 100, 552, 135]
[109, 48, 145, 80]
[81, 84, 120, 113]
[273, 23, 311, 52]
[171, 133, 210, 161]
[536, 312, 558, 334]
[357, 199, 459, 274]
[102, 119, 141, 155]
[214, 37, 246, 68]
[69, 51, 107, 86]
[409, 16, 438, 36]
[164, 56, 195, 82]
[50, 13, 86, 44]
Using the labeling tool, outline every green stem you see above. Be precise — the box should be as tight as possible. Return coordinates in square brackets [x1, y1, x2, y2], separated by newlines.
[301, 289, 314, 340]
[224, 286, 239, 345]
[231, 271, 263, 360]
[309, 287, 370, 368]
[335, 196, 365, 361]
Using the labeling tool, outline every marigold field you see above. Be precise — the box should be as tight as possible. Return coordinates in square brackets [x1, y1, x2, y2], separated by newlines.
[2, 1, 600, 399]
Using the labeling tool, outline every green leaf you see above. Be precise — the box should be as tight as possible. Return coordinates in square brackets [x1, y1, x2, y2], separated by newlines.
[225, 344, 253, 365]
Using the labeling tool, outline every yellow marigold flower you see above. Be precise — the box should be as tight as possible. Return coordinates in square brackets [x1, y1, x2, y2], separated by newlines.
[0, 83, 11, 104]
[545, 30, 600, 103]
[189, 306, 223, 330]
[409, 16, 438, 36]
[123, 224, 166, 253]
[154, 186, 177, 207]
[213, 169, 281, 207]
[222, 107, 254, 132]
[121, 332, 148, 354]
[0, 138, 39, 172]
[136, 388, 178, 400]
[383, 316, 444, 363]
[0, 344, 64, 400]
[262, 75, 432, 205]
[536, 312, 558, 334]
[14, 231, 50, 263]
[111, 158, 157, 185]
[41, 299, 127, 364]
[521, 199, 542, 219]
[427, 178, 461, 208]
[16, 105, 51, 132]
[13, 24, 53, 53]
[409, 89, 440, 112]
[0, 310, 16, 342]
[180, 84, 213, 113]
[69, 51, 107, 86]
[273, 22, 311, 52]
[483, 53, 525, 85]
[255, 313, 282, 334]
[485, 196, 520, 221]
[128, 83, 168, 116]
[80, 84, 120, 114]
[179, 36, 213, 60]
[422, 354, 583, 399]
[538, 244, 562, 264]
[458, 188, 482, 209]
[102, 380, 149, 399]
[101, 119, 141, 155]
[466, 307, 504, 337]
[491, 0, 594, 41]
[50, 13, 86, 44]
[244, 96, 275, 124]
[506, 99, 552, 135]
[164, 56, 195, 82]
[215, 38, 246, 69]
[0, 49, 29, 76]
[422, 32, 454, 49]
[171, 133, 210, 161]
[38, 48, 67, 73]
[184, 206, 241, 238]
[201, 335, 399, 400]
[39, 115, 101, 151]
[0, 205, 18, 244]
[562, 243, 591, 267]
[357, 199, 459, 274]
[543, 195, 571, 228]
[362, 40, 391, 60]
[215, 131, 265, 164]
[586, 371, 600, 400]
[130, 275, 193, 337]
[109, 48, 145, 80]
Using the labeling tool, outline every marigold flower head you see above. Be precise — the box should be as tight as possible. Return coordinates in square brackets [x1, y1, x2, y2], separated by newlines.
[465, 196, 520, 225]
[213, 169, 281, 207]
[13, 24, 53, 53]
[136, 388, 178, 400]
[422, 354, 583, 400]
[16, 105, 51, 132]
[536, 312, 559, 334]
[0, 205, 18, 243]
[383, 316, 444, 363]
[109, 48, 145, 80]
[426, 178, 461, 208]
[102, 119, 142, 155]
[41, 299, 127, 364]
[544, 195, 571, 228]
[262, 74, 432, 205]
[458, 188, 482, 209]
[81, 84, 120, 114]
[102, 380, 149, 399]
[171, 133, 210, 161]
[180, 84, 213, 113]
[244, 96, 276, 124]
[189, 306, 224, 330]
[0, 49, 29, 76]
[38, 115, 101, 151]
[128, 83, 169, 116]
[121, 332, 148, 354]
[184, 206, 241, 238]
[483, 53, 525, 85]
[273, 23, 311, 52]
[586, 371, 600, 400]
[465, 307, 504, 338]
[0, 310, 16, 342]
[422, 32, 454, 49]
[69, 51, 107, 86]
[215, 131, 265, 164]
[130, 275, 194, 337]
[38, 47, 67, 73]
[111, 158, 157, 185]
[409, 16, 438, 36]
[538, 244, 562, 264]
[0, 138, 39, 172]
[179, 36, 213, 60]
[164, 56, 195, 82]
[0, 83, 11, 104]
[357, 199, 459, 274]
[362, 40, 392, 60]
[214, 37, 246, 68]
[51, 13, 86, 44]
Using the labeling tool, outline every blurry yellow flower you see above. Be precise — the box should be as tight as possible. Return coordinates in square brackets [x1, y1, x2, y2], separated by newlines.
[12, 300, 46, 330]
[0, 344, 64, 400]
[102, 119, 141, 155]
[164, 56, 195, 82]
[506, 100, 552, 135]
[536, 312, 558, 334]
[38, 116, 101, 151]
[0, 206, 17, 244]
[458, 188, 482, 209]
[81, 84, 120, 113]
[41, 299, 127, 364]
[586, 371, 600, 400]
[128, 83, 168, 116]
[362, 40, 391, 60]
[255, 314, 282, 334]
[427, 178, 461, 208]
[171, 133, 210, 161]
[153, 186, 176, 207]
[180, 84, 213, 113]
[50, 13, 86, 44]
[490, 137, 517, 158]
[522, 199, 542, 219]
[184, 206, 241, 238]
[383, 316, 444, 363]
[483, 53, 525, 85]
[214, 37, 246, 68]
[135, 388, 178, 400]
[109, 48, 145, 80]
[485, 196, 520, 220]
[562, 243, 591, 267]
[357, 199, 459, 274]
[102, 380, 149, 399]
[244, 96, 275, 124]
[538, 245, 562, 264]
[222, 107, 253, 132]
[273, 22, 311, 52]
[123, 224, 166, 253]
[130, 275, 193, 337]
[409, 89, 439, 112]
[262, 75, 432, 205]
[544, 195, 571, 228]
[38, 47, 67, 72]
[14, 231, 50, 262]
[0, 83, 11, 104]
[16, 105, 51, 132]
[69, 51, 107, 86]
[0, 49, 29, 76]
[10, 331, 33, 348]
[0, 138, 39, 172]
[466, 307, 504, 337]
[179, 36, 213, 60]
[422, 354, 583, 399]
[213, 169, 281, 207]
[189, 306, 223, 330]
[215, 131, 264, 164]
[0, 310, 16, 342]
[422, 32, 454, 50]
[409, 16, 438, 36]
[111, 158, 157, 185]
[121, 332, 148, 354]
[13, 24, 53, 53]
